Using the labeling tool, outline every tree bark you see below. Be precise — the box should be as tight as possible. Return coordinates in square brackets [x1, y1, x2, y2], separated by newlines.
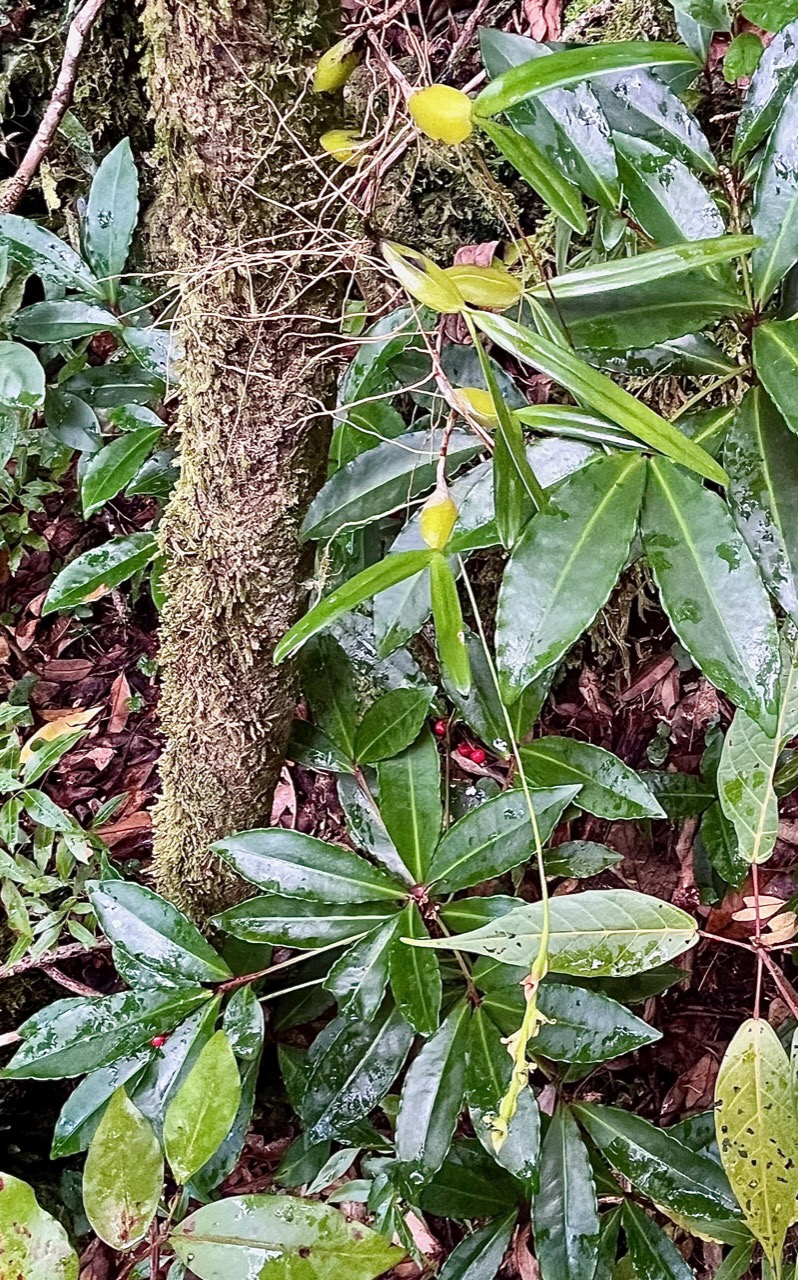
[142, 0, 342, 914]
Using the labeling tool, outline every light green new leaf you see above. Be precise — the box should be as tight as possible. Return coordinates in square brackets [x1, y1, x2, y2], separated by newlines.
[170, 1195, 404, 1280]
[84, 139, 139, 299]
[404, 888, 698, 975]
[473, 311, 726, 485]
[754, 318, 798, 439]
[164, 1030, 241, 1185]
[715, 1018, 798, 1269]
[533, 1106, 599, 1280]
[0, 1173, 78, 1280]
[752, 79, 798, 303]
[83, 1087, 162, 1250]
[395, 1000, 471, 1180]
[43, 532, 159, 615]
[430, 551, 471, 695]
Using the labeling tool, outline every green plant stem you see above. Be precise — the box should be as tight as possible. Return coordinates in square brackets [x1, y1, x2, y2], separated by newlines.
[216, 936, 365, 994]
[671, 368, 746, 420]
[258, 976, 326, 1004]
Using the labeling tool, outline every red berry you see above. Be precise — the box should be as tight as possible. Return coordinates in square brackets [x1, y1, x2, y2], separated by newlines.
[150, 1035, 167, 1048]
[470, 747, 486, 765]
[433, 719, 448, 737]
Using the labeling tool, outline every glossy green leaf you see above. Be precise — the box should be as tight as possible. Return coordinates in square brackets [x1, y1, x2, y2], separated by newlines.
[670, 0, 730, 26]
[43, 388, 101, 452]
[222, 984, 264, 1061]
[51, 1049, 152, 1158]
[481, 117, 587, 232]
[699, 801, 747, 887]
[84, 139, 139, 298]
[734, 19, 798, 161]
[395, 1000, 471, 1180]
[80, 427, 162, 518]
[419, 1141, 522, 1219]
[715, 1019, 798, 1268]
[302, 429, 479, 541]
[575, 1102, 746, 1243]
[215, 894, 394, 948]
[622, 1201, 694, 1280]
[170, 1195, 403, 1280]
[62, 359, 162, 407]
[376, 727, 441, 883]
[164, 1030, 241, 1184]
[592, 71, 715, 173]
[474, 312, 726, 484]
[300, 1001, 414, 1141]
[337, 772, 410, 882]
[483, 981, 661, 1062]
[212, 827, 404, 903]
[638, 770, 714, 818]
[725, 32, 764, 81]
[427, 785, 579, 893]
[0, 341, 45, 410]
[89, 879, 230, 984]
[520, 738, 664, 820]
[438, 1213, 516, 1280]
[642, 458, 780, 730]
[288, 718, 354, 774]
[445, 630, 553, 756]
[430, 551, 471, 695]
[467, 1005, 540, 1187]
[614, 134, 724, 246]
[1, 987, 211, 1079]
[473, 41, 698, 118]
[324, 917, 398, 1020]
[753, 318, 798, 439]
[533, 1106, 599, 1280]
[542, 840, 622, 878]
[752, 81, 798, 303]
[353, 687, 432, 763]
[516, 403, 641, 450]
[0, 1173, 78, 1279]
[389, 902, 441, 1036]
[274, 549, 435, 663]
[593, 337, 738, 381]
[14, 300, 120, 342]
[300, 633, 358, 756]
[129, 999, 221, 1138]
[42, 532, 159, 615]
[532, 237, 755, 299]
[496, 454, 646, 699]
[0, 213, 103, 297]
[406, 888, 698, 975]
[83, 1087, 162, 1250]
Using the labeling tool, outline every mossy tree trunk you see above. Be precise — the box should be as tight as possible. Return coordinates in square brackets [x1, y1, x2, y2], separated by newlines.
[142, 0, 342, 914]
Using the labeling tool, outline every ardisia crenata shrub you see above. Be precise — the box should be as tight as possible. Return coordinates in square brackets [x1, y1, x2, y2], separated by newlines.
[8, 11, 798, 1280]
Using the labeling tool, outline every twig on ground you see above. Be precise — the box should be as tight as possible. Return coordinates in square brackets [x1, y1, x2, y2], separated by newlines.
[0, 0, 107, 213]
[0, 939, 111, 982]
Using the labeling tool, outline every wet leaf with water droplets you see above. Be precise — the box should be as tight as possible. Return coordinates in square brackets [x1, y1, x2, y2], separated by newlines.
[42, 532, 159, 615]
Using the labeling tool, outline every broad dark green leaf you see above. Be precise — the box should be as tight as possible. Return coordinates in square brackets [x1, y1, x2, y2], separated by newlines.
[496, 454, 646, 699]
[753, 318, 798, 438]
[520, 738, 664, 820]
[376, 727, 441, 883]
[288, 718, 355, 774]
[467, 1005, 540, 1187]
[337, 772, 410, 882]
[614, 134, 724, 246]
[699, 801, 747, 886]
[0, 213, 103, 297]
[0, 1173, 78, 1280]
[480, 117, 587, 232]
[733, 19, 798, 160]
[301, 633, 358, 757]
[574, 1102, 747, 1243]
[274, 549, 435, 663]
[474, 312, 726, 484]
[542, 840, 622, 878]
[533, 1106, 599, 1280]
[440, 895, 519, 935]
[14, 301, 120, 342]
[216, 894, 394, 948]
[419, 1141, 522, 1219]
[222, 985, 264, 1061]
[516, 403, 641, 450]
[84, 139, 139, 298]
[89, 879, 230, 984]
[301, 1001, 414, 1141]
[353, 687, 432, 764]
[389, 902, 441, 1036]
[80, 427, 162, 518]
[592, 71, 715, 173]
[212, 827, 404, 903]
[483, 981, 661, 1062]
[62, 360, 163, 407]
[438, 1214, 516, 1280]
[44, 388, 101, 452]
[591, 337, 738, 380]
[51, 1049, 152, 1158]
[474, 41, 698, 118]
[170, 1195, 403, 1280]
[395, 1000, 471, 1180]
[430, 551, 471, 695]
[0, 341, 45, 411]
[2, 987, 211, 1080]
[679, 403, 736, 458]
[408, 888, 698, 975]
[83, 1087, 162, 1250]
[622, 1201, 694, 1280]
[302, 429, 479, 541]
[752, 80, 798, 303]
[164, 1030, 241, 1184]
[324, 917, 398, 1020]
[427, 785, 579, 893]
[643, 458, 780, 730]
[445, 630, 553, 756]
[42, 532, 159, 615]
[638, 770, 715, 819]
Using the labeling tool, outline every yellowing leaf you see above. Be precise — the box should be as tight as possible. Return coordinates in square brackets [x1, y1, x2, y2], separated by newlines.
[408, 85, 474, 144]
[313, 38, 359, 92]
[83, 1087, 162, 1251]
[444, 264, 523, 310]
[320, 129, 362, 166]
[420, 486, 458, 550]
[382, 241, 464, 314]
[20, 707, 101, 763]
[453, 386, 498, 426]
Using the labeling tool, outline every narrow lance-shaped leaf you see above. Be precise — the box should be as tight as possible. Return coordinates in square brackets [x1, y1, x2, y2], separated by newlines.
[323, 916, 398, 1021]
[430, 552, 471, 696]
[519, 737, 664, 821]
[479, 117, 587, 234]
[43, 533, 159, 615]
[389, 902, 442, 1036]
[467, 1005, 540, 1188]
[84, 138, 140, 298]
[622, 1201, 694, 1280]
[212, 827, 405, 903]
[377, 726, 442, 884]
[751, 79, 798, 304]
[88, 879, 231, 984]
[733, 18, 798, 161]
[437, 1214, 516, 1280]
[529, 236, 757, 299]
[395, 1000, 471, 1180]
[753, 318, 798, 440]
[532, 1106, 599, 1280]
[353, 687, 432, 764]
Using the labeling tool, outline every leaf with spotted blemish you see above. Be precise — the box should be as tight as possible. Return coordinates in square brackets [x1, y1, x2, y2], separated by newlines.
[715, 1018, 798, 1270]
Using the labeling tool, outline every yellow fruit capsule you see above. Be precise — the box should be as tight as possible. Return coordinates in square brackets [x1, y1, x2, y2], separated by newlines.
[313, 38, 360, 92]
[454, 386, 498, 427]
[421, 484, 459, 550]
[320, 129, 361, 166]
[444, 264, 523, 310]
[382, 241, 464, 314]
[408, 85, 474, 145]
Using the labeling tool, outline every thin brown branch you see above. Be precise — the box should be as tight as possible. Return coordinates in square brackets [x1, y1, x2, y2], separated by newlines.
[0, 939, 110, 983]
[0, 0, 107, 213]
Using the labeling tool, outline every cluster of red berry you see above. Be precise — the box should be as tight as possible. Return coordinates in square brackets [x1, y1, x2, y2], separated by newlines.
[433, 719, 486, 765]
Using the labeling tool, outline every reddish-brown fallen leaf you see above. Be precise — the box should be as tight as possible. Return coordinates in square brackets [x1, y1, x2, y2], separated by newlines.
[107, 672, 132, 735]
[95, 810, 151, 847]
[524, 0, 562, 40]
[43, 658, 94, 682]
